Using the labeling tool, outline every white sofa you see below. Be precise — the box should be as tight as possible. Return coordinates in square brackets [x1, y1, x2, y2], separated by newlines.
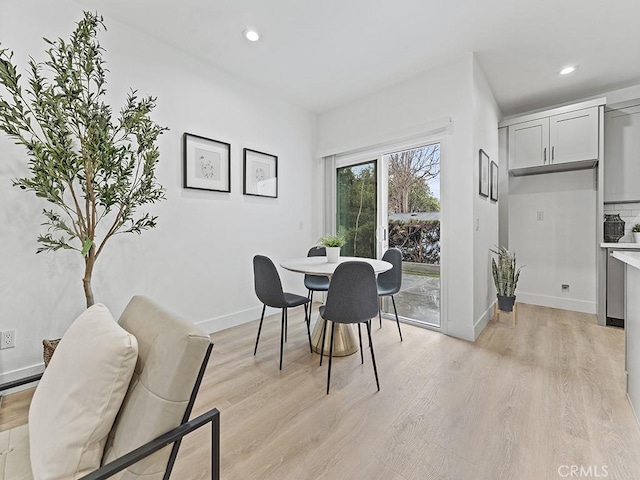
[0, 296, 220, 480]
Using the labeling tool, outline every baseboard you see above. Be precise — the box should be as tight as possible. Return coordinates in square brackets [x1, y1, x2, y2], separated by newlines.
[196, 305, 278, 334]
[446, 322, 475, 342]
[446, 302, 496, 342]
[0, 364, 44, 395]
[514, 292, 596, 314]
[473, 301, 495, 340]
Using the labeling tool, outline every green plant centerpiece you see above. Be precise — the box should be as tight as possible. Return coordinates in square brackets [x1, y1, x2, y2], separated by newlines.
[0, 12, 167, 308]
[319, 234, 346, 263]
[633, 224, 640, 243]
[490, 246, 523, 312]
[319, 234, 347, 248]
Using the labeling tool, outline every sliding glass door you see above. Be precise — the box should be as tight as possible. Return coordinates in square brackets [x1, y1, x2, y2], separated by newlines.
[334, 142, 442, 329]
[383, 143, 441, 328]
[336, 160, 378, 258]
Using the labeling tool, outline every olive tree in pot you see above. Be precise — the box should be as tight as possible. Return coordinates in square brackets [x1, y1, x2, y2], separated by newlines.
[0, 13, 166, 312]
[491, 246, 523, 312]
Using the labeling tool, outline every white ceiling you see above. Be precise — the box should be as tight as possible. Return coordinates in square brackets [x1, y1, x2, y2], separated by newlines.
[75, 0, 640, 116]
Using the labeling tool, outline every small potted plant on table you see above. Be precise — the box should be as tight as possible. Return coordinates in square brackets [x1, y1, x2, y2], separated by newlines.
[491, 246, 523, 312]
[633, 224, 640, 243]
[319, 234, 346, 263]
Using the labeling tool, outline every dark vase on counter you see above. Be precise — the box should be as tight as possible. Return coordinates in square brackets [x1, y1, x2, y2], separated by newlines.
[604, 214, 625, 243]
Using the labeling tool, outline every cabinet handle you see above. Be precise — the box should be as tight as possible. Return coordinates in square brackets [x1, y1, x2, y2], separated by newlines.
[543, 147, 547, 164]
[552, 146, 555, 163]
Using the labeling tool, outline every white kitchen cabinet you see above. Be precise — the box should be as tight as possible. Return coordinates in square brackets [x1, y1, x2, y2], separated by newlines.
[508, 118, 549, 170]
[550, 108, 600, 164]
[604, 103, 640, 203]
[506, 104, 600, 176]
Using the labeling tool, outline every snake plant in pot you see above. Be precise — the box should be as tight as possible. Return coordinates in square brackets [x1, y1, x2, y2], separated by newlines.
[491, 246, 523, 312]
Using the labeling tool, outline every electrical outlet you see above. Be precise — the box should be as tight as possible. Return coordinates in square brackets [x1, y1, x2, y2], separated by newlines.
[537, 211, 544, 221]
[0, 330, 15, 349]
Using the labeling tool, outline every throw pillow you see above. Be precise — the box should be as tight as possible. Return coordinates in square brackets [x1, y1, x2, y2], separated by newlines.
[29, 303, 138, 479]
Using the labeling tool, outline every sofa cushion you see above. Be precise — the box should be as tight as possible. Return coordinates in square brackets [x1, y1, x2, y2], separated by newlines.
[102, 296, 211, 479]
[0, 424, 32, 480]
[28, 304, 138, 480]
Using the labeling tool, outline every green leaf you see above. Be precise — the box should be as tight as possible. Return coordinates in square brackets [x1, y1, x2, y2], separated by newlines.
[81, 238, 93, 256]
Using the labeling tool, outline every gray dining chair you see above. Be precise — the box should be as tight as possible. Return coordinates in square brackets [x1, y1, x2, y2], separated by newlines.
[304, 246, 330, 312]
[253, 255, 312, 370]
[377, 248, 403, 341]
[319, 261, 380, 394]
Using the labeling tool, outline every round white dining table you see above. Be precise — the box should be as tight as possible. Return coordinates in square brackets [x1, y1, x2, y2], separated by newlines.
[280, 256, 392, 356]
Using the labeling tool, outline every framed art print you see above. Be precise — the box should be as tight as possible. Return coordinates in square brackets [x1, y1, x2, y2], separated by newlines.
[183, 133, 231, 192]
[479, 149, 489, 198]
[490, 160, 499, 201]
[243, 148, 278, 198]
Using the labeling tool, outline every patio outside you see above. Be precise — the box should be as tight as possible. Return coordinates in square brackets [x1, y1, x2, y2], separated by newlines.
[385, 218, 441, 327]
[394, 263, 440, 327]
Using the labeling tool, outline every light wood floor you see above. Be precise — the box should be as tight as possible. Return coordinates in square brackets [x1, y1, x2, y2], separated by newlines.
[3, 304, 640, 479]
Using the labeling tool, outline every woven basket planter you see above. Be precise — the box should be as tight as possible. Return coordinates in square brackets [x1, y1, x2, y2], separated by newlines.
[43, 338, 61, 367]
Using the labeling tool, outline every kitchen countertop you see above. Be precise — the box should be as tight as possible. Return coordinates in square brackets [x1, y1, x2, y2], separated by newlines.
[601, 242, 640, 249]
[612, 250, 640, 270]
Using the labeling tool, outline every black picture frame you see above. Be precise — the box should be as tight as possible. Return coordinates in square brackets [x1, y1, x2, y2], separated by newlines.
[490, 160, 499, 201]
[243, 148, 278, 198]
[479, 149, 490, 198]
[183, 133, 231, 192]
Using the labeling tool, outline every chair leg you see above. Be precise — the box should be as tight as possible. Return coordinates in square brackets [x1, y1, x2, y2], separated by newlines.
[327, 322, 336, 395]
[254, 304, 266, 356]
[358, 323, 364, 365]
[320, 318, 328, 366]
[279, 309, 286, 370]
[304, 304, 312, 353]
[285, 308, 288, 343]
[392, 296, 403, 341]
[366, 321, 380, 391]
[378, 297, 383, 329]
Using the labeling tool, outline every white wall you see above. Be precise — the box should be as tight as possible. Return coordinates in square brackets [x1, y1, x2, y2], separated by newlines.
[318, 54, 500, 341]
[472, 57, 502, 337]
[503, 84, 640, 317]
[509, 170, 597, 313]
[0, 0, 318, 380]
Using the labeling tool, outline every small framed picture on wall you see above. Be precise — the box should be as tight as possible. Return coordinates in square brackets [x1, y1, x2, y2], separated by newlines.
[243, 148, 278, 198]
[183, 133, 231, 192]
[479, 149, 490, 197]
[490, 160, 499, 201]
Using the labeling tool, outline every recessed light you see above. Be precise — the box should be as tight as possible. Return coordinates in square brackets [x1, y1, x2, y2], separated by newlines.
[559, 65, 577, 75]
[243, 29, 260, 42]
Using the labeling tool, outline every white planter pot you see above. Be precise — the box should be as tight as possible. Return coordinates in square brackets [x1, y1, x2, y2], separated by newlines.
[326, 247, 341, 263]
[634, 232, 640, 243]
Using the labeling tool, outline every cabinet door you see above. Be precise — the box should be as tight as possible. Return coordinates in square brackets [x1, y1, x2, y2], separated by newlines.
[508, 118, 549, 170]
[604, 105, 640, 203]
[549, 107, 599, 164]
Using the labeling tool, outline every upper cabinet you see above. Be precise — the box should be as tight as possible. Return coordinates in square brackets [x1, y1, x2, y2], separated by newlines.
[508, 118, 549, 170]
[604, 103, 640, 203]
[501, 100, 603, 176]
